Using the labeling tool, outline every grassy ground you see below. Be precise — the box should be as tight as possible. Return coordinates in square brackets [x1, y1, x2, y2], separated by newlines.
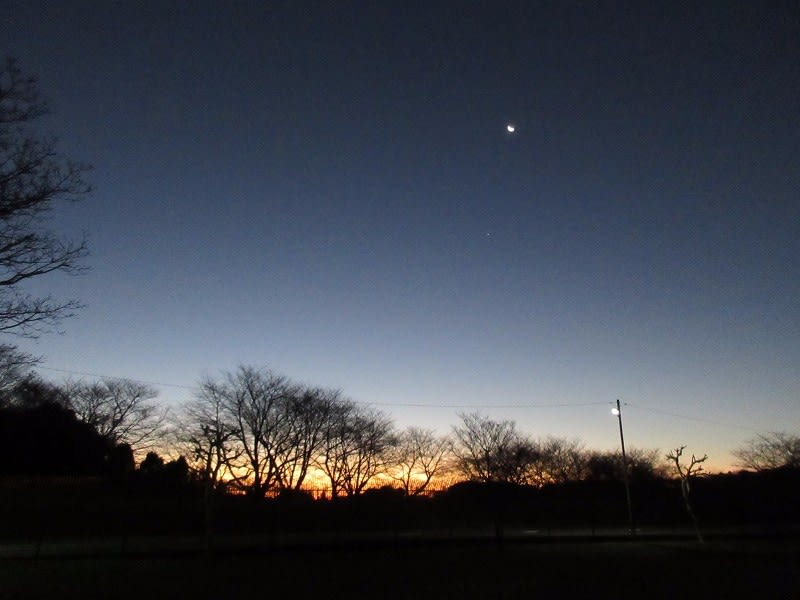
[1, 539, 797, 599]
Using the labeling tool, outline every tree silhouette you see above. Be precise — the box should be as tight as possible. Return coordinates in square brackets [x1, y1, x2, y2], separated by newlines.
[585, 447, 666, 482]
[0, 58, 90, 336]
[0, 399, 112, 476]
[317, 400, 394, 497]
[526, 436, 588, 486]
[139, 451, 165, 475]
[197, 366, 298, 498]
[666, 446, 707, 543]
[3, 373, 67, 408]
[451, 412, 534, 484]
[0, 344, 37, 401]
[389, 427, 451, 496]
[273, 386, 340, 491]
[137, 451, 190, 488]
[178, 378, 241, 490]
[733, 432, 800, 471]
[63, 378, 166, 454]
[177, 379, 245, 556]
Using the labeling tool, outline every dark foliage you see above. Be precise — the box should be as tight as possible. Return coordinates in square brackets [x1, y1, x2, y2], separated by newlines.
[136, 452, 191, 490]
[0, 401, 114, 476]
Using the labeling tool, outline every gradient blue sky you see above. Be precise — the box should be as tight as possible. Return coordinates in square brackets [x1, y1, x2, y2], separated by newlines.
[5, 1, 799, 469]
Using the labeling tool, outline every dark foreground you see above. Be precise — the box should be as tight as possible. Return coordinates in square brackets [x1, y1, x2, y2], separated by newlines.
[1, 539, 798, 600]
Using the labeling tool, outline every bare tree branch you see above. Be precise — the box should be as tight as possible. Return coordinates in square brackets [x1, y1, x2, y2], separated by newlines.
[63, 378, 166, 456]
[0, 57, 90, 337]
[666, 445, 708, 543]
[388, 427, 451, 496]
[451, 412, 535, 484]
[317, 400, 394, 498]
[733, 432, 800, 471]
[273, 386, 339, 491]
[0, 343, 37, 401]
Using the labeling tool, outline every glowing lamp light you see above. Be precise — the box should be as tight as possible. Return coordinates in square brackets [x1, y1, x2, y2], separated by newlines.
[611, 407, 620, 416]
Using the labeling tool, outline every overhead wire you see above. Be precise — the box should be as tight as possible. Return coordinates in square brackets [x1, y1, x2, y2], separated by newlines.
[34, 365, 768, 430]
[35, 366, 200, 391]
[35, 366, 611, 410]
[624, 402, 761, 433]
[363, 401, 610, 409]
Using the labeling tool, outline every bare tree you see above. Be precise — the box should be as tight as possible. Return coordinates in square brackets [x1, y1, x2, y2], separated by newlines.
[626, 447, 669, 480]
[389, 427, 451, 496]
[64, 378, 165, 453]
[175, 378, 244, 556]
[666, 446, 707, 543]
[316, 399, 352, 499]
[177, 378, 241, 489]
[317, 400, 394, 498]
[0, 344, 37, 402]
[183, 368, 383, 499]
[733, 432, 800, 471]
[216, 366, 296, 498]
[2, 371, 67, 408]
[528, 437, 588, 486]
[451, 412, 534, 484]
[0, 58, 90, 336]
[585, 447, 667, 482]
[272, 386, 338, 491]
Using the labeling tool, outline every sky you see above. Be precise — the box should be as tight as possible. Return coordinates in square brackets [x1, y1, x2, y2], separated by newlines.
[4, 1, 799, 470]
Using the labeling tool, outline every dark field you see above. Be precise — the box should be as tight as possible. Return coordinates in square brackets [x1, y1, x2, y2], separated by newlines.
[1, 539, 798, 600]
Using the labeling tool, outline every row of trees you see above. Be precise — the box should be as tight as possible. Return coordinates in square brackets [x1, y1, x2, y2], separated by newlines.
[173, 366, 677, 499]
[178, 366, 413, 498]
[2, 360, 800, 496]
[176, 379, 799, 498]
[451, 412, 667, 487]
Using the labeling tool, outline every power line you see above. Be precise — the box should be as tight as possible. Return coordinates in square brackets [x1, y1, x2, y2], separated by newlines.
[364, 401, 610, 409]
[625, 402, 760, 433]
[32, 365, 770, 430]
[36, 366, 200, 391]
[34, 365, 611, 410]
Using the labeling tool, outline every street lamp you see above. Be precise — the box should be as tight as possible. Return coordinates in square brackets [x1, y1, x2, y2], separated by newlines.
[613, 399, 635, 535]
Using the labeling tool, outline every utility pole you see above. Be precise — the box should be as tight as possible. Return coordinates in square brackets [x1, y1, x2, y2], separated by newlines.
[613, 399, 635, 535]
